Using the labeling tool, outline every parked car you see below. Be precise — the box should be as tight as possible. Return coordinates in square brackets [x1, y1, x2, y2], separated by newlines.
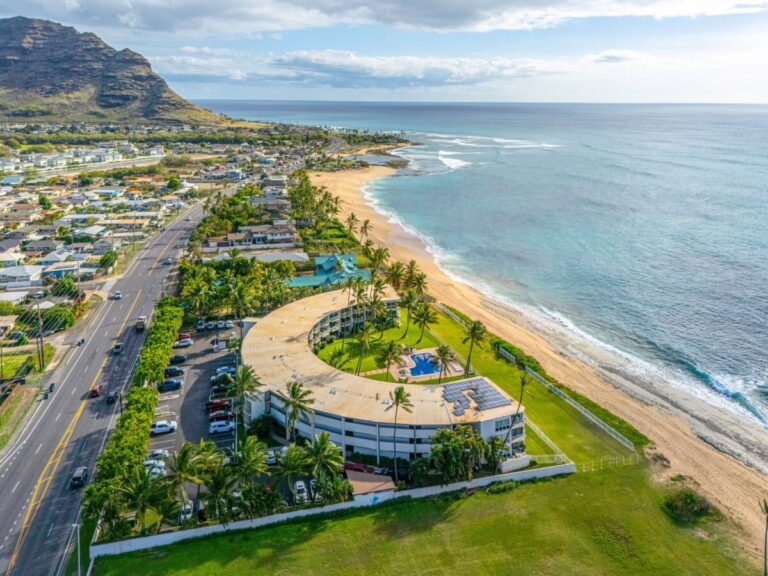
[224, 320, 234, 329]
[169, 354, 187, 364]
[215, 366, 236, 376]
[112, 342, 124, 355]
[178, 332, 193, 340]
[205, 399, 232, 413]
[196, 320, 206, 331]
[158, 379, 182, 393]
[112, 291, 122, 300]
[106, 390, 119, 405]
[69, 466, 89, 489]
[150, 420, 177, 436]
[210, 384, 231, 395]
[265, 449, 277, 466]
[164, 367, 185, 378]
[210, 373, 232, 384]
[173, 338, 193, 348]
[148, 467, 166, 479]
[178, 503, 193, 523]
[216, 320, 226, 329]
[205, 321, 215, 330]
[89, 384, 105, 398]
[143, 459, 166, 470]
[294, 480, 308, 504]
[208, 410, 235, 423]
[148, 449, 170, 459]
[208, 420, 235, 435]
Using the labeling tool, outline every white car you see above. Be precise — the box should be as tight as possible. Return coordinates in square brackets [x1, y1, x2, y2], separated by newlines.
[143, 459, 166, 470]
[148, 467, 166, 479]
[150, 420, 177, 436]
[173, 338, 193, 348]
[216, 320, 226, 329]
[113, 291, 123, 300]
[224, 320, 234, 329]
[208, 420, 235, 435]
[294, 480, 308, 504]
[265, 449, 277, 466]
[184, 216, 192, 221]
[178, 503, 193, 523]
[148, 449, 170, 459]
[215, 366, 236, 376]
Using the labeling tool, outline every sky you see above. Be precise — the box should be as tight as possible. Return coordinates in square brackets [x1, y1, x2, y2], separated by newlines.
[1, 1, 768, 102]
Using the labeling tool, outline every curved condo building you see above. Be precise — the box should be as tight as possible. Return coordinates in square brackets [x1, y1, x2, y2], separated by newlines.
[241, 288, 525, 463]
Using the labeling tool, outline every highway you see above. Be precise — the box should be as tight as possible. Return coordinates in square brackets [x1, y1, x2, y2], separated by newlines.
[0, 202, 204, 576]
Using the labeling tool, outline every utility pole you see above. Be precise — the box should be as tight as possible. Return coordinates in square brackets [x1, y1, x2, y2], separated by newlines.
[35, 294, 45, 370]
[72, 522, 81, 576]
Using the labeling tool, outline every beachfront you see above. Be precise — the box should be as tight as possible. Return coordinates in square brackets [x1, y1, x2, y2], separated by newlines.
[310, 164, 768, 559]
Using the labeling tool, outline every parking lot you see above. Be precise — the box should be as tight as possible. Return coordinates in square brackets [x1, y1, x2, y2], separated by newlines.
[148, 323, 241, 458]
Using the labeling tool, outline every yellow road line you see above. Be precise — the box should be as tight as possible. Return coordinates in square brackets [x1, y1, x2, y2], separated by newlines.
[5, 290, 143, 575]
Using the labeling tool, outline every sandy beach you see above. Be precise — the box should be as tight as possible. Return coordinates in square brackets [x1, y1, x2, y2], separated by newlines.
[311, 165, 768, 560]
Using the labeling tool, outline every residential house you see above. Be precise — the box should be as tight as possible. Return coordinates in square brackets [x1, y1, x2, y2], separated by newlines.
[24, 239, 63, 253]
[42, 261, 80, 279]
[0, 252, 25, 267]
[0, 265, 44, 288]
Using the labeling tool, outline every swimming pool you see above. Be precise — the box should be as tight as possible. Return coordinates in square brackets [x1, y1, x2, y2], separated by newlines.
[409, 353, 439, 376]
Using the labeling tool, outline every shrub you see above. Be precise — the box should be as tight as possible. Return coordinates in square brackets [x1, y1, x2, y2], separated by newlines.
[663, 489, 720, 524]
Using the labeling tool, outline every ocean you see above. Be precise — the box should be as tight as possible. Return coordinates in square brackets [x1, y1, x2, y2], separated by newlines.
[200, 100, 768, 433]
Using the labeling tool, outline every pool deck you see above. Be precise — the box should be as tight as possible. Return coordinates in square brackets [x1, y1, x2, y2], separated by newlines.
[389, 347, 465, 383]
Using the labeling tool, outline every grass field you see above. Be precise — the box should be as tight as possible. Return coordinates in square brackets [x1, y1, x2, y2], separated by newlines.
[316, 309, 440, 374]
[93, 465, 747, 576]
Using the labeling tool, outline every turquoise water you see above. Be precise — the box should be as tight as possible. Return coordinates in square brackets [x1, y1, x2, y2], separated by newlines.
[410, 353, 439, 377]
[201, 101, 768, 427]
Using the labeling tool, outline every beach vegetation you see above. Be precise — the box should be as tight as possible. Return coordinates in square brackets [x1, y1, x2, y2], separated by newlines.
[663, 488, 721, 524]
[462, 319, 487, 376]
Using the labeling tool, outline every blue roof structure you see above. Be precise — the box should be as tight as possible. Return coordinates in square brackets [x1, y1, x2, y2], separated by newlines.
[442, 377, 512, 416]
[285, 253, 371, 289]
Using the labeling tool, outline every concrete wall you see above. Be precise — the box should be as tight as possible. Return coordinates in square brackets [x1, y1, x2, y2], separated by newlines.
[90, 463, 574, 559]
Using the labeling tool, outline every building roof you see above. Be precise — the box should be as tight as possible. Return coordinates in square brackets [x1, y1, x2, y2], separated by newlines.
[241, 289, 518, 426]
[346, 471, 396, 495]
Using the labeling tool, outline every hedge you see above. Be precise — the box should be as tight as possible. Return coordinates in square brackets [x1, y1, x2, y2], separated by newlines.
[132, 299, 184, 386]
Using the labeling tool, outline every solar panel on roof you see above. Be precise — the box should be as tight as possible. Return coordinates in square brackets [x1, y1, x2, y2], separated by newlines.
[441, 378, 512, 416]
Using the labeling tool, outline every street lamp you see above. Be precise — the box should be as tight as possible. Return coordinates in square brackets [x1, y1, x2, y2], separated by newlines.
[71, 522, 81, 576]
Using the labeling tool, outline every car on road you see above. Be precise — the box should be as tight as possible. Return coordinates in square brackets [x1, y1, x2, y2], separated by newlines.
[89, 384, 105, 398]
[106, 390, 119, 405]
[164, 367, 185, 377]
[205, 399, 232, 413]
[169, 354, 187, 364]
[158, 379, 182, 393]
[216, 320, 226, 329]
[185, 216, 193, 221]
[163, 257, 174, 265]
[112, 291, 123, 300]
[173, 338, 193, 348]
[196, 320, 206, 331]
[69, 466, 89, 489]
[148, 449, 170, 459]
[208, 410, 235, 423]
[294, 480, 308, 504]
[150, 420, 177, 436]
[112, 342, 124, 354]
[208, 420, 235, 435]
[205, 321, 215, 330]
[265, 449, 277, 466]
[225, 320, 234, 329]
[215, 366, 236, 376]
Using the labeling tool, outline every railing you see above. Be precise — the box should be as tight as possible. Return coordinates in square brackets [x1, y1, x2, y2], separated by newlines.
[525, 418, 569, 460]
[576, 452, 641, 472]
[494, 344, 637, 453]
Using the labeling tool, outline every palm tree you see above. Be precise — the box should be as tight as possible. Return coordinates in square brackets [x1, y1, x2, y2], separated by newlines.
[355, 323, 375, 375]
[153, 495, 181, 534]
[276, 444, 309, 504]
[404, 259, 419, 286]
[345, 212, 359, 237]
[434, 344, 455, 384]
[463, 320, 487, 377]
[166, 442, 202, 506]
[305, 432, 344, 483]
[284, 381, 315, 442]
[315, 473, 354, 504]
[232, 436, 269, 484]
[361, 239, 374, 259]
[385, 261, 405, 293]
[328, 348, 346, 369]
[369, 246, 390, 273]
[385, 386, 413, 483]
[411, 272, 428, 296]
[399, 290, 418, 340]
[203, 463, 236, 524]
[118, 467, 166, 535]
[359, 218, 372, 242]
[413, 302, 437, 344]
[191, 439, 220, 513]
[376, 340, 404, 383]
[232, 365, 262, 438]
[761, 499, 768, 576]
[499, 372, 531, 467]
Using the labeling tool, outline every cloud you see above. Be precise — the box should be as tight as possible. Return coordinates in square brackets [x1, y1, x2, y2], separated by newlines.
[5, 0, 768, 33]
[151, 48, 653, 89]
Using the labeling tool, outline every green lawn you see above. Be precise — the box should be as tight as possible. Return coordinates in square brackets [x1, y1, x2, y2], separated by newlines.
[0, 352, 30, 379]
[316, 309, 440, 374]
[427, 312, 631, 464]
[93, 465, 747, 576]
[523, 424, 555, 456]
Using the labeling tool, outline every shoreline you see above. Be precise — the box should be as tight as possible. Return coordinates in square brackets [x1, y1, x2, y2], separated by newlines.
[310, 164, 768, 559]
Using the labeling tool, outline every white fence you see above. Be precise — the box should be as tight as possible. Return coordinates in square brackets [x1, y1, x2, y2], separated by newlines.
[90, 463, 574, 559]
[494, 345, 637, 453]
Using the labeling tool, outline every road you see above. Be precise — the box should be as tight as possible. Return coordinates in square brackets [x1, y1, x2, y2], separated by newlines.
[0, 203, 204, 576]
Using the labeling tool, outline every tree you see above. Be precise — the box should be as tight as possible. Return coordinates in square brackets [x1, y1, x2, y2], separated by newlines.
[412, 302, 437, 344]
[240, 480, 285, 519]
[167, 175, 182, 191]
[315, 473, 353, 504]
[276, 444, 309, 504]
[166, 442, 203, 506]
[203, 463, 236, 524]
[434, 344, 455, 384]
[118, 467, 167, 535]
[385, 386, 413, 483]
[42, 305, 75, 332]
[305, 432, 344, 484]
[369, 245, 390, 273]
[284, 381, 315, 442]
[385, 261, 405, 293]
[232, 436, 269, 484]
[232, 365, 262, 434]
[359, 219, 372, 242]
[98, 250, 117, 270]
[376, 339, 404, 383]
[344, 212, 359, 237]
[411, 272, 428, 296]
[354, 323, 375, 375]
[328, 348, 346, 369]
[399, 290, 418, 340]
[429, 426, 487, 484]
[463, 320, 487, 377]
[38, 194, 52, 210]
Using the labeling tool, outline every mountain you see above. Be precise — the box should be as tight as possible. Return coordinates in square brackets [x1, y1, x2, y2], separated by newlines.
[0, 16, 222, 124]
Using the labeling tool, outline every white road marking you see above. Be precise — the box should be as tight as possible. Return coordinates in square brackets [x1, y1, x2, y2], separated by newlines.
[54, 412, 62, 423]
[34, 443, 42, 454]
[47, 523, 55, 537]
[11, 482, 19, 494]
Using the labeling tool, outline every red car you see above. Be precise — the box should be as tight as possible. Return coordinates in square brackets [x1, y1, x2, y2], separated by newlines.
[178, 332, 192, 341]
[205, 399, 231, 413]
[209, 410, 235, 423]
[344, 461, 374, 474]
[89, 384, 105, 398]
